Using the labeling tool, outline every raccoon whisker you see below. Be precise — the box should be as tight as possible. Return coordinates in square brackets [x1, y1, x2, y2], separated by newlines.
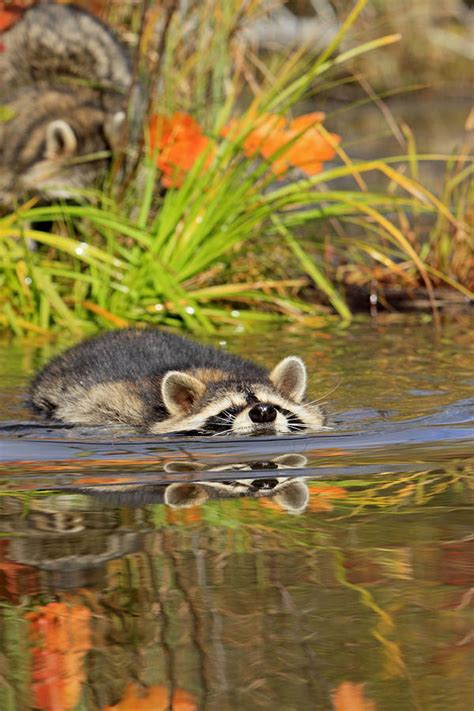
[211, 428, 234, 437]
[304, 382, 341, 406]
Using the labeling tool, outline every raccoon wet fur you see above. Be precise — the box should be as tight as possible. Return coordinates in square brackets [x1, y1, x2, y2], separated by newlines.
[0, 2, 132, 206]
[29, 329, 325, 436]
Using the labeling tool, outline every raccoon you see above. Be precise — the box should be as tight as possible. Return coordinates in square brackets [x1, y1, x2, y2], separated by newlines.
[0, 87, 125, 203]
[0, 2, 132, 206]
[29, 329, 325, 436]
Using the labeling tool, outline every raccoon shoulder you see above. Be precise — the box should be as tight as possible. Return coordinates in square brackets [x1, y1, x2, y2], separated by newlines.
[0, 3, 132, 96]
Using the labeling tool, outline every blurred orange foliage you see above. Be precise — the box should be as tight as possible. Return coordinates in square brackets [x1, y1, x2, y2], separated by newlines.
[222, 111, 340, 177]
[26, 602, 91, 711]
[149, 112, 215, 188]
[0, 2, 26, 32]
[148, 110, 340, 188]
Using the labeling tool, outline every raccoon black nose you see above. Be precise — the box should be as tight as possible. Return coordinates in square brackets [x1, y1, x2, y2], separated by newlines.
[249, 403, 277, 423]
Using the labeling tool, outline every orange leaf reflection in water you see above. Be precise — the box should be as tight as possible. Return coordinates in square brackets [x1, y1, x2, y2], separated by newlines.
[331, 681, 377, 711]
[165, 506, 202, 525]
[308, 484, 348, 512]
[25, 602, 91, 711]
[103, 683, 197, 711]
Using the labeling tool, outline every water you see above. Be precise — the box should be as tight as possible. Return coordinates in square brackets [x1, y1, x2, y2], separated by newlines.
[0, 314, 473, 711]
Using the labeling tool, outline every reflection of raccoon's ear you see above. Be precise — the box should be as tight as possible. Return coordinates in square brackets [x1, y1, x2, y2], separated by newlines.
[45, 120, 77, 160]
[161, 372, 206, 415]
[164, 461, 205, 473]
[273, 454, 308, 468]
[274, 480, 309, 514]
[165, 483, 210, 508]
[104, 110, 126, 149]
[269, 356, 307, 402]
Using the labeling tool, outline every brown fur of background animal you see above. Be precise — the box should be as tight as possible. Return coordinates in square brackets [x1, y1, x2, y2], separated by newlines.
[0, 1, 132, 206]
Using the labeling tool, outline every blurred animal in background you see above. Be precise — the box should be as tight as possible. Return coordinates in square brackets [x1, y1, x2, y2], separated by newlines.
[0, 1, 132, 207]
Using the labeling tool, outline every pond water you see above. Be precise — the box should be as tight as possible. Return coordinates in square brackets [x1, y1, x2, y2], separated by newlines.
[0, 314, 473, 711]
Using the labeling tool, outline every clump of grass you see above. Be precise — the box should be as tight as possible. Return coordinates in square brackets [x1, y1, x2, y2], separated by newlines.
[0, 0, 472, 336]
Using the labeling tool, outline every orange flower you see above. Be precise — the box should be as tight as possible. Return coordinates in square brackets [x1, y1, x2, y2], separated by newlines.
[148, 110, 339, 187]
[26, 602, 91, 711]
[222, 111, 340, 178]
[222, 113, 286, 161]
[103, 683, 197, 711]
[149, 112, 215, 188]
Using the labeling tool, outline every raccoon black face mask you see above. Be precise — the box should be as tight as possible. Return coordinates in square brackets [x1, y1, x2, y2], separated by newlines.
[30, 329, 325, 436]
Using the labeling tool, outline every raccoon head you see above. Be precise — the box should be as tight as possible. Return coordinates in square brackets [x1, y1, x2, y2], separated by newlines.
[1, 88, 126, 204]
[150, 356, 324, 436]
[165, 478, 309, 514]
[15, 112, 125, 200]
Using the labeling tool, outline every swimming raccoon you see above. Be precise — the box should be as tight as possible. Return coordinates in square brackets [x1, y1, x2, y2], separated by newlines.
[0, 2, 132, 206]
[29, 329, 325, 436]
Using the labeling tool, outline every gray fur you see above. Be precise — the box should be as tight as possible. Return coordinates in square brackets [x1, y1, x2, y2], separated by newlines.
[0, 3, 131, 95]
[0, 2, 132, 205]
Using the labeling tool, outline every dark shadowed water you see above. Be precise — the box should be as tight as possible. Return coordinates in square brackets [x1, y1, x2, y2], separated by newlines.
[0, 314, 473, 711]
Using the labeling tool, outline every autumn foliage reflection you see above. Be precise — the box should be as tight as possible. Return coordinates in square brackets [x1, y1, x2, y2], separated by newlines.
[26, 602, 91, 711]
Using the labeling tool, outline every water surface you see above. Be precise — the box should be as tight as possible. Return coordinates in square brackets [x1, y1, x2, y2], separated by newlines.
[0, 314, 473, 710]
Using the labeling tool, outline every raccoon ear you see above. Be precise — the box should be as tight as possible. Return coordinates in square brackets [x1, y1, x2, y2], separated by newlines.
[273, 453, 308, 468]
[269, 356, 307, 402]
[104, 110, 126, 149]
[164, 483, 210, 508]
[161, 371, 206, 415]
[274, 480, 309, 514]
[45, 120, 77, 160]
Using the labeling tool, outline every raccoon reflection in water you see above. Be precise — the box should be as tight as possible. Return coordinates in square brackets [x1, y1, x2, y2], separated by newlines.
[63, 455, 311, 517]
[30, 329, 326, 436]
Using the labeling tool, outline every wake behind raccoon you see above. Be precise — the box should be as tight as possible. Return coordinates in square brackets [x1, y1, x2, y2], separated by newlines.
[30, 329, 325, 436]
